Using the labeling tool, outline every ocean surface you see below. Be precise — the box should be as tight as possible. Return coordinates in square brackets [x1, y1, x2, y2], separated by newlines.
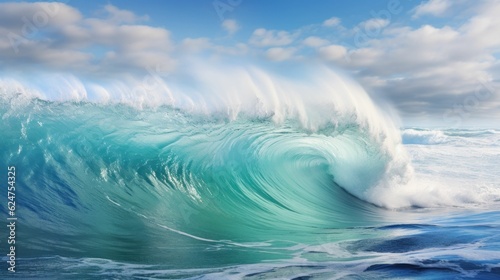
[1, 68, 499, 279]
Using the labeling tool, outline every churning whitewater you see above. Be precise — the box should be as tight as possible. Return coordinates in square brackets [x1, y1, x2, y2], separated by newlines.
[1, 64, 499, 279]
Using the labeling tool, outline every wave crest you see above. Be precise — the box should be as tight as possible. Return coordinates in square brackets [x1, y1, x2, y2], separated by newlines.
[0, 63, 426, 253]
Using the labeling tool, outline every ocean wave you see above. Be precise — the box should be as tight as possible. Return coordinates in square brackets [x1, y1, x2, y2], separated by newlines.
[0, 63, 412, 207]
[0, 65, 417, 263]
[402, 128, 500, 146]
[402, 129, 449, 145]
[2, 64, 499, 269]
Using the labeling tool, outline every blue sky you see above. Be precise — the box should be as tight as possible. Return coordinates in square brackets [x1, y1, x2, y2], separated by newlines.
[69, 1, 397, 33]
[0, 0, 499, 127]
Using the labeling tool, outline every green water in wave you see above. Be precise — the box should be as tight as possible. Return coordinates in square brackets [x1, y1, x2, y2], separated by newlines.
[1, 99, 393, 267]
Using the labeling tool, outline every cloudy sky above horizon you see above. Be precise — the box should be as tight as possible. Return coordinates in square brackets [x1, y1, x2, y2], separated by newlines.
[1, 0, 499, 127]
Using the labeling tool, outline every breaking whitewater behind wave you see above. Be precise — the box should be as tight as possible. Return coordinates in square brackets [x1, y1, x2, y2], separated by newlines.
[1, 63, 500, 278]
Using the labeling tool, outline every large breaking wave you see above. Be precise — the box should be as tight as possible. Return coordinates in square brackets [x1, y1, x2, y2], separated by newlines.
[2, 63, 499, 267]
[1, 63, 412, 208]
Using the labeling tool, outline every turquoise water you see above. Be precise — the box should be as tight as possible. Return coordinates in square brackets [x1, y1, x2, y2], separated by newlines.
[1, 99, 499, 279]
[1, 68, 499, 279]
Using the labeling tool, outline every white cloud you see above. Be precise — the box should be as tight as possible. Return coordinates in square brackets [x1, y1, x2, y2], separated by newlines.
[265, 47, 296, 61]
[303, 36, 329, 47]
[337, 4, 500, 118]
[222, 19, 239, 35]
[0, 2, 174, 74]
[345, 48, 381, 67]
[0, 2, 82, 29]
[413, 0, 451, 18]
[323, 17, 341, 27]
[102, 4, 149, 23]
[359, 18, 390, 30]
[302, 1, 500, 121]
[249, 28, 297, 47]
[318, 45, 347, 62]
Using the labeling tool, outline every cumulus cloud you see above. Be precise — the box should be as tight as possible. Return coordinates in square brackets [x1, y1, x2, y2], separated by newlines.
[359, 18, 390, 30]
[249, 28, 297, 47]
[0, 2, 174, 74]
[303, 36, 329, 47]
[318, 45, 347, 62]
[333, 1, 500, 120]
[101, 4, 149, 23]
[413, 0, 451, 18]
[0, 2, 82, 29]
[222, 19, 239, 35]
[323, 17, 340, 27]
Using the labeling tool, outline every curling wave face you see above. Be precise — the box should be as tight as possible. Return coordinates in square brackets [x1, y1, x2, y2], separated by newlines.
[2, 101, 387, 233]
[2, 64, 500, 278]
[0, 64, 414, 263]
